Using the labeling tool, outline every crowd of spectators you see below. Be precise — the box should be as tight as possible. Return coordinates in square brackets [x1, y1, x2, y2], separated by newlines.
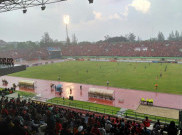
[0, 48, 49, 61]
[0, 96, 179, 135]
[0, 87, 15, 96]
[1, 41, 182, 61]
[62, 41, 182, 57]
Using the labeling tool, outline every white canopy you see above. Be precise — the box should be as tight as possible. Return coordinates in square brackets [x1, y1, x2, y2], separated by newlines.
[88, 88, 114, 97]
[19, 80, 34, 86]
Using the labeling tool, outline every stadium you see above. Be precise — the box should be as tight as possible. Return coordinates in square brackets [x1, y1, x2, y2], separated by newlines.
[0, 0, 182, 135]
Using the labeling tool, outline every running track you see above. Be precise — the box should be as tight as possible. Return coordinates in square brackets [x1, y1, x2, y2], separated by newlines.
[0, 76, 182, 110]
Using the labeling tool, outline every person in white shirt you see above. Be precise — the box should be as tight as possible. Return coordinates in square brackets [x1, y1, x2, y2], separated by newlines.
[105, 120, 112, 134]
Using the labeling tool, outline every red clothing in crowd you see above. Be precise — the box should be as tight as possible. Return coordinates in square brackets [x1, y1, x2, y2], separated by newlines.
[91, 127, 101, 135]
[55, 122, 62, 135]
[144, 119, 151, 127]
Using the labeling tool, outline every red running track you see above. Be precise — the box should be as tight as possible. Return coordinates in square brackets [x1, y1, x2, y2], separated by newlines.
[0, 76, 182, 110]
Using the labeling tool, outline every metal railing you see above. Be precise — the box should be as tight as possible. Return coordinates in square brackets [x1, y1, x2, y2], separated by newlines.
[46, 98, 179, 125]
[123, 111, 179, 125]
[47, 98, 119, 116]
[1, 95, 179, 125]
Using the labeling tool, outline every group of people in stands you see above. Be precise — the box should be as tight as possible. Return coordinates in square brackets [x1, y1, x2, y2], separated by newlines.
[0, 87, 15, 96]
[1, 41, 182, 61]
[0, 96, 179, 135]
[62, 41, 182, 57]
[0, 48, 48, 61]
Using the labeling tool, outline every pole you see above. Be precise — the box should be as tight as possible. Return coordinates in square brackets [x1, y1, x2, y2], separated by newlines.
[66, 24, 68, 39]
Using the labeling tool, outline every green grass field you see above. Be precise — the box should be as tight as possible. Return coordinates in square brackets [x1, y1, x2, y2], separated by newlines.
[9, 61, 182, 94]
[16, 91, 36, 97]
[47, 97, 120, 115]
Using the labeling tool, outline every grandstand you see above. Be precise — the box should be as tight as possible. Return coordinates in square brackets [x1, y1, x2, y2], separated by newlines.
[1, 41, 182, 62]
[1, 41, 182, 134]
[0, 0, 181, 134]
[61, 41, 182, 57]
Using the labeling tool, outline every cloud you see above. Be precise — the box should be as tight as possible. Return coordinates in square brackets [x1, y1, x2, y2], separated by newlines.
[93, 11, 122, 21]
[108, 13, 122, 20]
[130, 0, 151, 14]
[120, 0, 151, 18]
[122, 6, 129, 17]
[93, 11, 102, 20]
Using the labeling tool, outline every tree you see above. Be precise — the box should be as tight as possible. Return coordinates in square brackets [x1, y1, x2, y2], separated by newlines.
[137, 36, 141, 42]
[168, 31, 175, 41]
[72, 34, 78, 45]
[40, 32, 53, 46]
[66, 37, 71, 45]
[157, 31, 165, 41]
[104, 35, 128, 43]
[104, 35, 110, 40]
[26, 41, 39, 49]
[16, 41, 39, 50]
[180, 32, 182, 41]
[175, 30, 180, 41]
[150, 37, 157, 41]
[78, 41, 92, 45]
[127, 33, 136, 42]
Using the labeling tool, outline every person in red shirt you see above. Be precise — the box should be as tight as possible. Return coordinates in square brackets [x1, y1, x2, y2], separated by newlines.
[155, 84, 158, 90]
[55, 119, 62, 135]
[132, 120, 137, 127]
[91, 124, 101, 135]
[136, 124, 143, 134]
[143, 117, 151, 127]
[1, 106, 8, 116]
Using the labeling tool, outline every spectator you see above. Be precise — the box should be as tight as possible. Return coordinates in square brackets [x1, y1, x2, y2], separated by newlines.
[167, 121, 178, 135]
[143, 117, 151, 127]
[105, 120, 112, 134]
[142, 127, 151, 135]
[91, 124, 101, 135]
[55, 119, 62, 135]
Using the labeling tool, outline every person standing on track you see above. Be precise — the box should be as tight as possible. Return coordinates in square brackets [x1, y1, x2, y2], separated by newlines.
[155, 83, 158, 90]
[107, 80, 109, 87]
[58, 75, 60, 81]
[70, 88, 72, 95]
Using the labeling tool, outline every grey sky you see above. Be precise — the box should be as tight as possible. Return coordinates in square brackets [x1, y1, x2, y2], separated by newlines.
[0, 0, 181, 42]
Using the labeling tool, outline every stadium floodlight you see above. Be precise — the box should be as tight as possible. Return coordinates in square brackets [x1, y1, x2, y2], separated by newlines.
[88, 0, 93, 4]
[23, 8, 27, 14]
[63, 15, 70, 25]
[41, 5, 46, 10]
[63, 15, 70, 45]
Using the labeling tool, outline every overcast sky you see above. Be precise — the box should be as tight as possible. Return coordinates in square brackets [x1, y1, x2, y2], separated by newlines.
[0, 0, 181, 42]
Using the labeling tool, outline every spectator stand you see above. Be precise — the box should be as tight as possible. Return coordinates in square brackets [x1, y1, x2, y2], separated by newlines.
[37, 97, 179, 126]
[1, 94, 180, 135]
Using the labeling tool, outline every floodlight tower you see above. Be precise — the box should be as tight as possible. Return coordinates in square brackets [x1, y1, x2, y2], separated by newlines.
[63, 15, 70, 45]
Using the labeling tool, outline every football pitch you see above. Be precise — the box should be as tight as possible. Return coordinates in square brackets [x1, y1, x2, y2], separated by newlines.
[10, 61, 182, 94]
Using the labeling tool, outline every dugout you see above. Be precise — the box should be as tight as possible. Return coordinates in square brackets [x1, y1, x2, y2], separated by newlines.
[18, 80, 35, 89]
[88, 88, 114, 100]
